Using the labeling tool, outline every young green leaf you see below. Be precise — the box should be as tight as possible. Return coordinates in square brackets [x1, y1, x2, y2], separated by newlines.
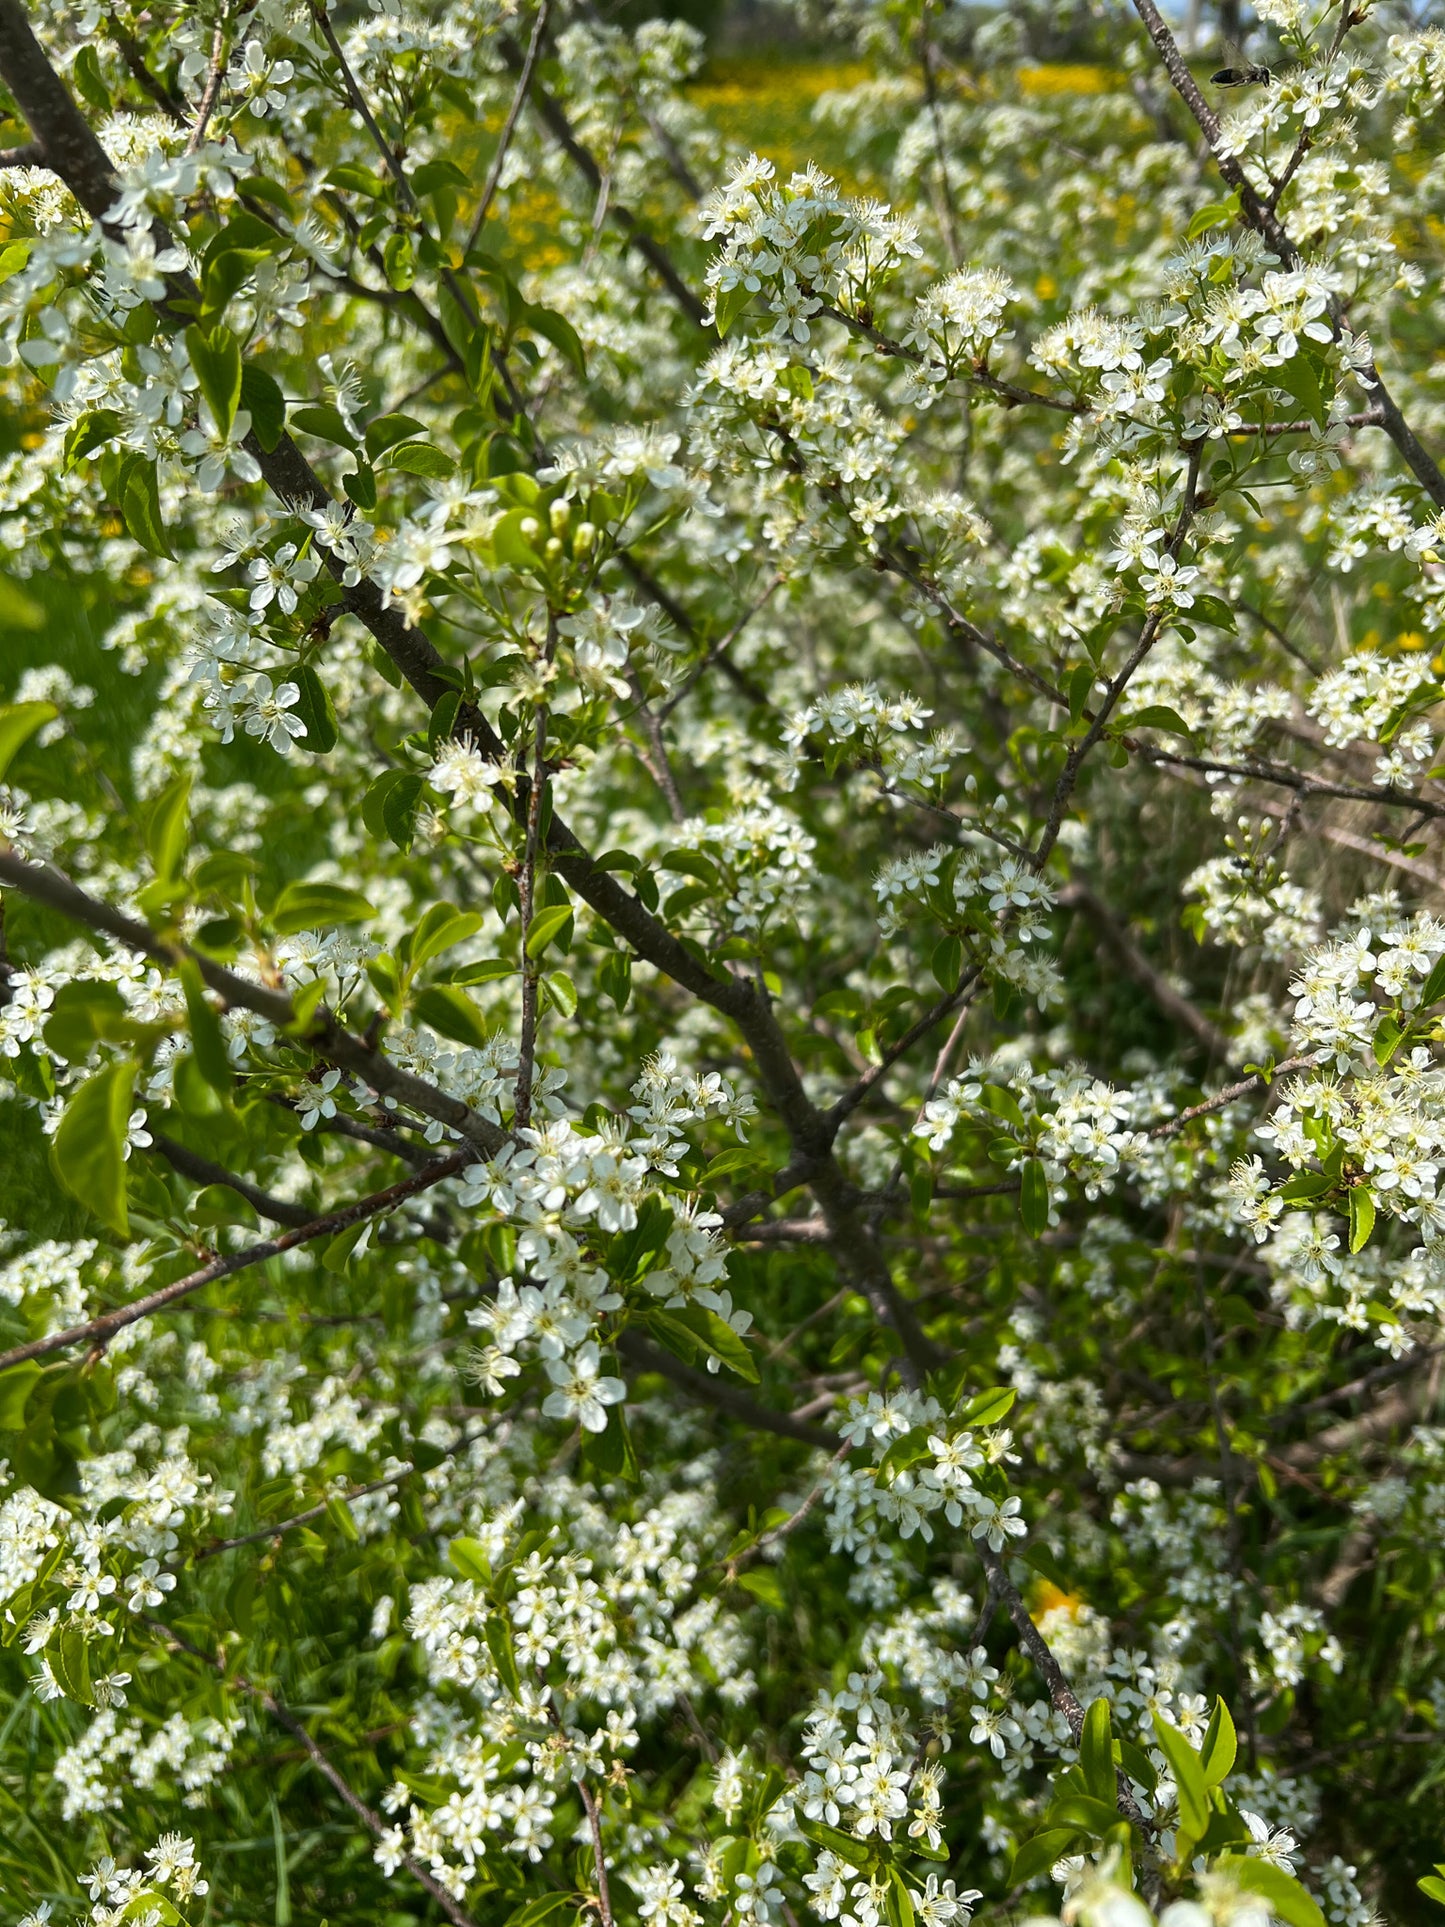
[0, 700, 57, 782]
[290, 663, 339, 754]
[525, 903, 573, 959]
[1020, 1157, 1050, 1236]
[179, 958, 232, 1093]
[117, 451, 174, 559]
[271, 881, 376, 935]
[1213, 1856, 1324, 1927]
[1080, 1697, 1115, 1804]
[52, 1058, 135, 1236]
[1199, 1697, 1237, 1787]
[185, 323, 243, 438]
[145, 771, 192, 881]
[1152, 1712, 1209, 1849]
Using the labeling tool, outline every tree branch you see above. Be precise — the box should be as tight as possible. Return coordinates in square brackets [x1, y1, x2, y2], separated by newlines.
[1059, 880, 1232, 1060]
[0, 1154, 464, 1374]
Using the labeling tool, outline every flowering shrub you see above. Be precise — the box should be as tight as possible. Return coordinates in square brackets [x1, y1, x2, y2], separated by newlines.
[3, 0, 1445, 1921]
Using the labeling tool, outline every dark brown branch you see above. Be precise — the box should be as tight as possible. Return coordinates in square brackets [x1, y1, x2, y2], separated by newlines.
[466, 0, 550, 247]
[0, 849, 509, 1154]
[499, 35, 707, 329]
[0, 1155, 465, 1374]
[151, 1623, 481, 1927]
[1149, 1054, 1319, 1140]
[1137, 742, 1445, 821]
[148, 1131, 315, 1229]
[618, 1331, 834, 1448]
[1127, 0, 1445, 510]
[1059, 880, 1231, 1059]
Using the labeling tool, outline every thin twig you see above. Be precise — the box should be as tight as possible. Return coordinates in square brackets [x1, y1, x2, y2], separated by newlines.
[466, 0, 550, 249]
[0, 1155, 465, 1374]
[151, 1623, 482, 1927]
[576, 1778, 615, 1927]
[185, 19, 229, 153]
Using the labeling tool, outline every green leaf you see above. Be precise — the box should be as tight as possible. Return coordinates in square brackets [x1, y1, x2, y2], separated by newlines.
[876, 1424, 934, 1484]
[1200, 1697, 1237, 1787]
[521, 302, 587, 377]
[290, 663, 338, 754]
[0, 1362, 41, 1430]
[0, 701, 57, 781]
[795, 1813, 875, 1872]
[1066, 661, 1094, 721]
[290, 403, 357, 449]
[383, 229, 415, 291]
[1080, 1697, 1115, 1804]
[1047, 1793, 1125, 1839]
[884, 1868, 915, 1927]
[241, 363, 286, 452]
[1213, 1857, 1325, 1927]
[185, 323, 242, 438]
[486, 1614, 522, 1697]
[408, 903, 484, 971]
[429, 689, 461, 754]
[649, 1306, 759, 1383]
[505, 1894, 579, 1927]
[931, 933, 963, 992]
[1274, 350, 1327, 429]
[42, 980, 128, 1063]
[714, 279, 755, 338]
[271, 881, 376, 935]
[1373, 1010, 1406, 1067]
[145, 771, 191, 881]
[413, 982, 490, 1049]
[179, 958, 232, 1093]
[700, 1145, 769, 1186]
[1419, 1876, 1445, 1908]
[544, 971, 578, 1019]
[52, 1058, 134, 1236]
[957, 1385, 1015, 1427]
[980, 1083, 1026, 1132]
[1186, 197, 1237, 238]
[1020, 1157, 1050, 1236]
[322, 1220, 371, 1274]
[326, 162, 388, 197]
[1151, 1712, 1209, 1848]
[599, 949, 631, 1011]
[64, 408, 123, 468]
[50, 1623, 94, 1706]
[363, 768, 427, 851]
[1116, 1738, 1158, 1796]
[1126, 703, 1194, 740]
[1419, 952, 1445, 1011]
[344, 463, 377, 512]
[448, 1536, 492, 1584]
[365, 412, 428, 459]
[736, 1568, 786, 1610]
[525, 903, 573, 959]
[0, 238, 31, 287]
[325, 1495, 360, 1543]
[1009, 1828, 1084, 1887]
[73, 41, 111, 112]
[446, 958, 513, 987]
[382, 441, 457, 477]
[1348, 1184, 1375, 1254]
[583, 1401, 640, 1485]
[117, 451, 174, 559]
[1278, 1170, 1333, 1203]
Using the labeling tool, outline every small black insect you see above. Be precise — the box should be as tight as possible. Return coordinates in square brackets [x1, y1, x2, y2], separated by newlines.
[1212, 41, 1272, 86]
